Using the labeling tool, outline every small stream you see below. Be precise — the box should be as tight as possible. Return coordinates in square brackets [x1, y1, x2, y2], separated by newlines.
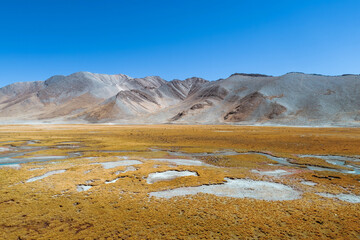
[297, 154, 360, 175]
[1, 141, 359, 175]
[0, 141, 83, 166]
[165, 149, 360, 175]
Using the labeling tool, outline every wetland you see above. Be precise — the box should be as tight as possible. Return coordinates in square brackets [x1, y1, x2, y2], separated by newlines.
[0, 124, 359, 239]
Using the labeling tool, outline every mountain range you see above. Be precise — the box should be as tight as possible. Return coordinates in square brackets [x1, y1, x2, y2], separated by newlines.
[0, 71, 359, 126]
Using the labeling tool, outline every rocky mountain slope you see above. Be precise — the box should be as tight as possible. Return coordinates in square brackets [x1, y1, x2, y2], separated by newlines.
[0, 72, 359, 126]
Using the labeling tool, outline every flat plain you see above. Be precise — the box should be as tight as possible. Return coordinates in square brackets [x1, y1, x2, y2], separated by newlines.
[1, 125, 360, 239]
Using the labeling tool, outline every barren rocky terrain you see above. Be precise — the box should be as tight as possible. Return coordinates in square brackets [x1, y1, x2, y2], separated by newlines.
[1, 72, 359, 126]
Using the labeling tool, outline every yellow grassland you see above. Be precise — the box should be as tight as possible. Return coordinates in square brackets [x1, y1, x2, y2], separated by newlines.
[0, 125, 359, 239]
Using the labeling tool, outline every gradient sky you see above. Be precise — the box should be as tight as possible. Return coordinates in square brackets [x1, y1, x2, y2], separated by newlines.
[0, 0, 359, 87]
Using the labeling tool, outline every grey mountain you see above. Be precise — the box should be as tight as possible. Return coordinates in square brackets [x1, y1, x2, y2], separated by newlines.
[0, 71, 359, 126]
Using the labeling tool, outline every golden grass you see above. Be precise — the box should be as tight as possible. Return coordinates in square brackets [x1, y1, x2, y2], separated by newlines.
[0, 125, 360, 239]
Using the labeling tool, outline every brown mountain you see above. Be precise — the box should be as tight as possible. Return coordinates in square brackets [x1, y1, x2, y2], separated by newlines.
[0, 71, 359, 126]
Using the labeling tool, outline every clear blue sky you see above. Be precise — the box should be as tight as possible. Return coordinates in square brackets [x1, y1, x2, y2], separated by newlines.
[0, 0, 359, 87]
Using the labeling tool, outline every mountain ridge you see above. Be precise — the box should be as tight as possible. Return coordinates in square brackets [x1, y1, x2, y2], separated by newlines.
[0, 71, 359, 126]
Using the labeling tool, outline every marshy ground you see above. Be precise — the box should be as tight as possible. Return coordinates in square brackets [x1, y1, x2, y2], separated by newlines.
[0, 125, 360, 239]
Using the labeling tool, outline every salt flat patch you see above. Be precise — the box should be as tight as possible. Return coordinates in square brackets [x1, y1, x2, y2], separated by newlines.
[307, 166, 342, 173]
[26, 170, 66, 182]
[77, 185, 92, 192]
[149, 178, 301, 201]
[31, 156, 68, 161]
[94, 160, 142, 169]
[0, 163, 21, 169]
[301, 181, 317, 186]
[0, 147, 9, 152]
[0, 155, 68, 165]
[251, 169, 292, 177]
[105, 178, 121, 184]
[115, 166, 137, 174]
[147, 171, 198, 184]
[317, 193, 360, 203]
[151, 158, 210, 166]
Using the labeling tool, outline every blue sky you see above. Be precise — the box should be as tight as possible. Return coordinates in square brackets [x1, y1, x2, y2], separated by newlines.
[0, 0, 359, 87]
